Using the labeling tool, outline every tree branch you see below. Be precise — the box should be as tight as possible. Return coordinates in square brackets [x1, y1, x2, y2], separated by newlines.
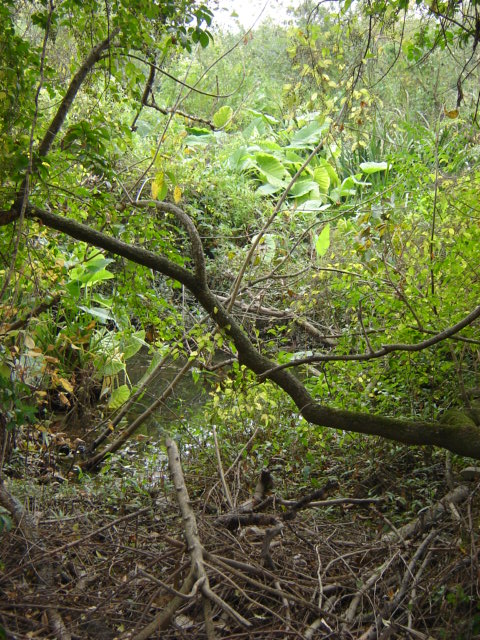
[38, 28, 120, 158]
[1, 203, 480, 459]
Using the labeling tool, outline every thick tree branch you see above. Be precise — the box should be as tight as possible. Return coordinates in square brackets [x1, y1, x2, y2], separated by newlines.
[38, 28, 120, 158]
[1, 203, 480, 459]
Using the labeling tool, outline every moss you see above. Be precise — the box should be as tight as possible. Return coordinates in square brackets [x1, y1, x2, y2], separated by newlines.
[440, 408, 477, 429]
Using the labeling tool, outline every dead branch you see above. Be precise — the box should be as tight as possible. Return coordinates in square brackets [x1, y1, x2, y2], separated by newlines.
[0, 479, 71, 640]
[165, 436, 252, 629]
[381, 483, 470, 543]
[82, 359, 193, 470]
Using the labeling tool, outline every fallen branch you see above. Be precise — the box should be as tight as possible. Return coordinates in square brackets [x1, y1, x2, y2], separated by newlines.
[165, 436, 252, 630]
[81, 358, 194, 470]
[0, 479, 71, 640]
[382, 484, 470, 543]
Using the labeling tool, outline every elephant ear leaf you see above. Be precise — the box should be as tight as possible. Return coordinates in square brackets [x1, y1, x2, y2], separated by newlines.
[359, 161, 388, 174]
[315, 224, 330, 258]
[255, 153, 288, 187]
[213, 105, 233, 129]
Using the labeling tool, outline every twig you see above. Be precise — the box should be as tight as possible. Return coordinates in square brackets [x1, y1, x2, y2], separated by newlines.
[0, 479, 72, 640]
[212, 423, 233, 509]
[123, 568, 195, 640]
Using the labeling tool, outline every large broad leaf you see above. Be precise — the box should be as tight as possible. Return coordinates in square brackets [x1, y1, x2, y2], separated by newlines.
[69, 254, 114, 284]
[359, 161, 389, 174]
[184, 133, 214, 146]
[295, 201, 330, 213]
[254, 153, 287, 187]
[256, 182, 282, 195]
[102, 357, 126, 376]
[120, 330, 147, 360]
[257, 140, 282, 152]
[79, 306, 114, 323]
[313, 166, 331, 193]
[185, 126, 211, 136]
[288, 121, 328, 148]
[318, 158, 340, 186]
[79, 269, 114, 286]
[242, 116, 269, 140]
[228, 147, 254, 172]
[330, 174, 371, 201]
[285, 149, 304, 162]
[315, 224, 330, 258]
[213, 105, 233, 129]
[108, 384, 130, 409]
[289, 178, 319, 198]
[245, 108, 278, 125]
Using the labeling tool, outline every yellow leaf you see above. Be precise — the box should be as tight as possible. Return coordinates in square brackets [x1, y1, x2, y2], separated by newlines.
[174, 185, 182, 203]
[58, 377, 74, 393]
[152, 172, 164, 199]
[24, 335, 35, 349]
[58, 392, 70, 406]
[444, 108, 459, 119]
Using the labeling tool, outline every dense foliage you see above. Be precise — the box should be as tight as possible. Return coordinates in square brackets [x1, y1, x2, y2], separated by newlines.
[1, 1, 480, 638]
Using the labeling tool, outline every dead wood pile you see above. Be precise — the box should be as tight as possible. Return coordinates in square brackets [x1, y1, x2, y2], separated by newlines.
[0, 451, 479, 640]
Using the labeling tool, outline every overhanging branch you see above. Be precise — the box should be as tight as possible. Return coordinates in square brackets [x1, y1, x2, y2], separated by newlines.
[1, 203, 479, 459]
[258, 304, 480, 375]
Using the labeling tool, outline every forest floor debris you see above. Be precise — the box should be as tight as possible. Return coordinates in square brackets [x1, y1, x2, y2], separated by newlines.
[1, 440, 479, 640]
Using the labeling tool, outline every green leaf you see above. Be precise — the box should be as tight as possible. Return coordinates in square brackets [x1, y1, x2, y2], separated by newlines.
[108, 384, 130, 409]
[185, 127, 211, 136]
[121, 331, 146, 360]
[313, 166, 331, 193]
[318, 158, 340, 186]
[296, 201, 330, 213]
[213, 105, 233, 129]
[102, 358, 126, 376]
[152, 172, 168, 200]
[80, 269, 114, 285]
[184, 133, 214, 147]
[315, 224, 330, 258]
[359, 161, 389, 174]
[288, 121, 328, 148]
[78, 306, 114, 323]
[289, 178, 319, 198]
[254, 153, 287, 187]
[256, 182, 282, 195]
[228, 147, 253, 172]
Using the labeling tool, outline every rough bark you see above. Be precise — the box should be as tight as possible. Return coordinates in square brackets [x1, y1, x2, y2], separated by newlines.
[1, 203, 480, 459]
